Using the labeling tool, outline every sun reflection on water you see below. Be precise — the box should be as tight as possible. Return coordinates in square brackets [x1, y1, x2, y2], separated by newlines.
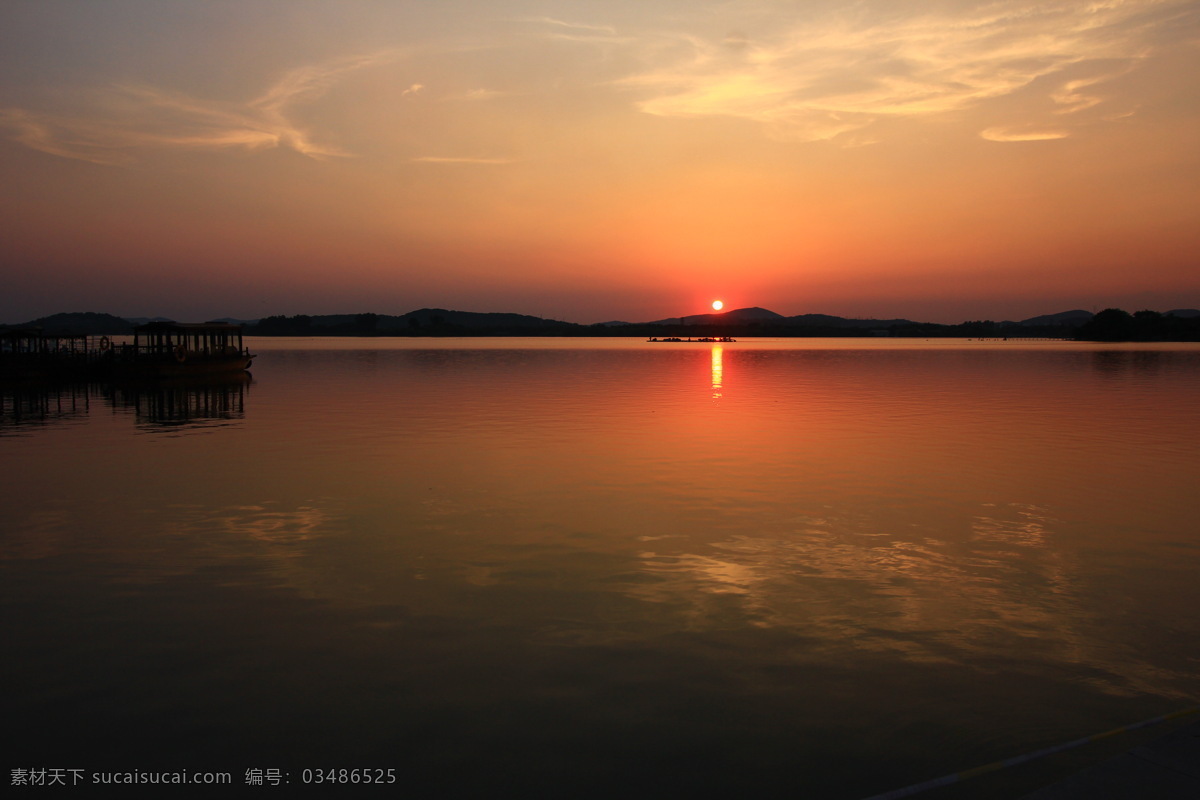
[711, 345, 723, 398]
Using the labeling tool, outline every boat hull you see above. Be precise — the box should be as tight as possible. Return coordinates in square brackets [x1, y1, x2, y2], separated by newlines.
[109, 355, 255, 379]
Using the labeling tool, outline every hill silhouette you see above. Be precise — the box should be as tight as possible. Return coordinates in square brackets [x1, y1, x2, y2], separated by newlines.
[647, 307, 785, 325]
[252, 308, 578, 336]
[5, 306, 1199, 340]
[10, 312, 135, 335]
[1016, 310, 1094, 327]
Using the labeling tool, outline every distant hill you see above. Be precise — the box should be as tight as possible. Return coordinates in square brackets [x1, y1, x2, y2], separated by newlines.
[250, 308, 582, 336]
[1017, 310, 1093, 326]
[386, 308, 575, 332]
[646, 307, 784, 325]
[7, 305, 1198, 337]
[205, 317, 261, 325]
[12, 312, 134, 335]
[123, 316, 177, 326]
[786, 313, 915, 328]
[643, 307, 916, 328]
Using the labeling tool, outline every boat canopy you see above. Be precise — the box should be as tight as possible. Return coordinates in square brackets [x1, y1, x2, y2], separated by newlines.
[1, 328, 90, 355]
[133, 322, 245, 358]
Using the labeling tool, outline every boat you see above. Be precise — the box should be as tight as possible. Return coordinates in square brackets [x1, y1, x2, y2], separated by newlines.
[1, 328, 99, 379]
[1, 322, 255, 380]
[114, 322, 255, 378]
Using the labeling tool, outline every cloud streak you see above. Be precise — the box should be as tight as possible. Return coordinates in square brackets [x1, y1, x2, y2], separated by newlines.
[980, 126, 1071, 142]
[524, 17, 618, 36]
[411, 156, 516, 165]
[520, 16, 630, 44]
[616, 0, 1197, 142]
[0, 50, 403, 165]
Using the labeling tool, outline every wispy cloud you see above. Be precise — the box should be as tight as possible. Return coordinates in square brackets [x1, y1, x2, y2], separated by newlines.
[520, 16, 631, 45]
[461, 88, 505, 100]
[0, 50, 403, 165]
[411, 156, 516, 165]
[980, 126, 1071, 142]
[0, 108, 135, 166]
[435, 87, 509, 103]
[615, 0, 1197, 142]
[525, 17, 618, 36]
[1049, 67, 1136, 114]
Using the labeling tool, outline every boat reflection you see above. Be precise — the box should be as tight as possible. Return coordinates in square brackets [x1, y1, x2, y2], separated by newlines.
[107, 373, 251, 429]
[0, 381, 91, 433]
[1, 374, 251, 432]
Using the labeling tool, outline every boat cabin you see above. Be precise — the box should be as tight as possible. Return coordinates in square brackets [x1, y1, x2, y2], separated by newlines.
[1, 328, 99, 377]
[132, 322, 248, 362]
[2, 328, 91, 356]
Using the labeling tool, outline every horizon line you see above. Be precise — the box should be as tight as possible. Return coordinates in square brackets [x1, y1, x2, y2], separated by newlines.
[10, 304, 1200, 330]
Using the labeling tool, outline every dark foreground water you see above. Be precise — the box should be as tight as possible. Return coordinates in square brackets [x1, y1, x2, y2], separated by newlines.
[3, 338, 1199, 797]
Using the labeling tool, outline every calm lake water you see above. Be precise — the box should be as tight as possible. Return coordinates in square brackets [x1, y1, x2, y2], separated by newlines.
[3, 338, 1199, 797]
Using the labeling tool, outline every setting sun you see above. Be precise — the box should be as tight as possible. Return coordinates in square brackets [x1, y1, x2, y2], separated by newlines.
[712, 300, 724, 311]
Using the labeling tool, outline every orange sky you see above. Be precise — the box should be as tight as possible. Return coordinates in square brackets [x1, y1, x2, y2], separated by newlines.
[2, 1, 1198, 324]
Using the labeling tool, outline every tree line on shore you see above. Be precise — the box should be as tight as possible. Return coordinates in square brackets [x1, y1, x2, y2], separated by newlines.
[1072, 308, 1200, 341]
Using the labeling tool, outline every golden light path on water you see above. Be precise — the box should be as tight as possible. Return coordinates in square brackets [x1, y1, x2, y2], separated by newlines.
[711, 345, 723, 398]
